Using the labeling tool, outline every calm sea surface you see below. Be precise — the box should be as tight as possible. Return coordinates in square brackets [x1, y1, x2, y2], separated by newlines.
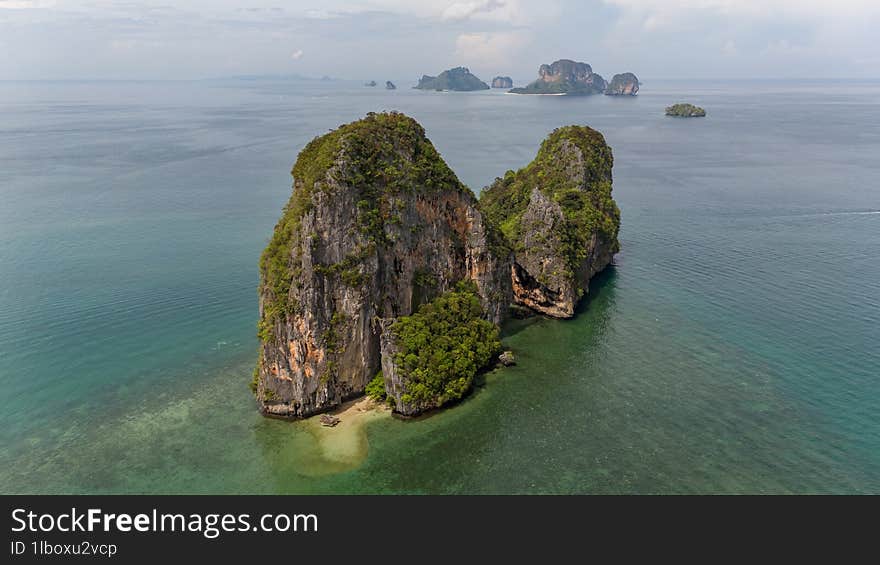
[1, 79, 878, 493]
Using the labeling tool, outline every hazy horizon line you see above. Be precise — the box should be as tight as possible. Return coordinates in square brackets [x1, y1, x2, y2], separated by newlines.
[3, 76, 879, 83]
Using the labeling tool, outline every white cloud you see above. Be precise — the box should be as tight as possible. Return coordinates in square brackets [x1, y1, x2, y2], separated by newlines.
[0, 0, 54, 8]
[641, 14, 664, 31]
[601, 0, 880, 76]
[290, 49, 304, 60]
[304, 9, 340, 20]
[602, 0, 879, 19]
[721, 39, 736, 56]
[761, 39, 807, 56]
[441, 0, 505, 21]
[454, 31, 528, 68]
[358, 0, 548, 26]
[110, 39, 137, 51]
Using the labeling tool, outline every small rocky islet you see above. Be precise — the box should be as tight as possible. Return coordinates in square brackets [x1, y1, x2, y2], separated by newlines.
[253, 112, 621, 419]
[364, 80, 396, 89]
[666, 103, 706, 117]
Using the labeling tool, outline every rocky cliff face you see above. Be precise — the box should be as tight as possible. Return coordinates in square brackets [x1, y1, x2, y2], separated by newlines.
[510, 59, 607, 95]
[510, 188, 578, 317]
[605, 73, 639, 96]
[539, 60, 594, 84]
[479, 126, 620, 318]
[254, 112, 511, 418]
[415, 67, 489, 91]
[491, 76, 514, 88]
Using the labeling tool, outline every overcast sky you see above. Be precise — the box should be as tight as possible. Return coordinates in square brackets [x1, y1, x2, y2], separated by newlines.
[1, 0, 878, 81]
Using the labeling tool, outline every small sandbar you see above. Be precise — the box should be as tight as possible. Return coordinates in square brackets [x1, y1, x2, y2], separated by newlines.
[289, 397, 390, 476]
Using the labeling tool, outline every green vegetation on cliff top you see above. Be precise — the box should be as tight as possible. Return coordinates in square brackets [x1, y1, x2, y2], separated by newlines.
[258, 112, 468, 341]
[478, 125, 620, 273]
[391, 281, 501, 409]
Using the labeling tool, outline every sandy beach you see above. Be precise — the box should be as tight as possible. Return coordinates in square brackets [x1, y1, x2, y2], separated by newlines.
[293, 397, 390, 476]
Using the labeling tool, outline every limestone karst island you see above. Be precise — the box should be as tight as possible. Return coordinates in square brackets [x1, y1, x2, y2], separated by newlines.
[605, 73, 640, 96]
[510, 59, 639, 96]
[253, 112, 620, 419]
[415, 67, 490, 91]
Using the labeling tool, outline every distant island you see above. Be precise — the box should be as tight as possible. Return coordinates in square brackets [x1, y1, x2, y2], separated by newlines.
[491, 76, 513, 88]
[385, 81, 396, 90]
[364, 80, 377, 87]
[605, 73, 640, 96]
[510, 59, 607, 95]
[666, 103, 706, 117]
[253, 112, 620, 418]
[415, 67, 489, 91]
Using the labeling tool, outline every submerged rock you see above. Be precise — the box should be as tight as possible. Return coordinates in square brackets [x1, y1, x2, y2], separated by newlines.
[319, 414, 340, 427]
[385, 81, 396, 90]
[498, 350, 516, 366]
[666, 103, 706, 117]
[479, 126, 620, 318]
[510, 60, 607, 95]
[415, 67, 490, 91]
[254, 112, 511, 418]
[605, 73, 640, 96]
[492, 76, 514, 89]
[508, 303, 535, 319]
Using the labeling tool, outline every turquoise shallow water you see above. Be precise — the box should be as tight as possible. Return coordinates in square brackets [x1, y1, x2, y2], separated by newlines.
[0, 79, 878, 493]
